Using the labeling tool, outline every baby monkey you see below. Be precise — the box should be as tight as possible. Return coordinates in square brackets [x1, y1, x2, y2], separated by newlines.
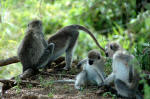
[104, 42, 142, 99]
[75, 49, 105, 90]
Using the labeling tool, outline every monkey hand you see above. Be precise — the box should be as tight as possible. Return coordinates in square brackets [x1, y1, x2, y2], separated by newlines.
[45, 43, 55, 55]
[98, 82, 105, 88]
[75, 86, 84, 91]
[46, 43, 55, 51]
[129, 78, 132, 83]
[76, 58, 87, 69]
[63, 66, 70, 71]
[19, 68, 35, 80]
[77, 63, 82, 69]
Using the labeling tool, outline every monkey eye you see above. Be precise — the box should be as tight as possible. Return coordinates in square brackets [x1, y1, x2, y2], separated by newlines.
[39, 23, 42, 27]
[110, 45, 113, 50]
[98, 56, 101, 59]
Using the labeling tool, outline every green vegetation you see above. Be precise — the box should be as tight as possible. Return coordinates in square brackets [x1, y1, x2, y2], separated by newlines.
[48, 92, 54, 98]
[13, 76, 22, 93]
[38, 76, 54, 88]
[0, 0, 150, 98]
[103, 92, 116, 99]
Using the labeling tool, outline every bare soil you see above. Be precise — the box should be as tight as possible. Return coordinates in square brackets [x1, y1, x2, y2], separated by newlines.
[2, 57, 123, 99]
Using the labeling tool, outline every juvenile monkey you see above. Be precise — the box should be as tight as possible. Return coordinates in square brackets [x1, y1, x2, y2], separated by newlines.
[75, 49, 105, 90]
[18, 20, 54, 79]
[37, 24, 105, 70]
[49, 50, 105, 89]
[104, 42, 142, 99]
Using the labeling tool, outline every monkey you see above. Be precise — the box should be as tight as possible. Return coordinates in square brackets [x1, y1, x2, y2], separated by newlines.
[74, 49, 105, 90]
[37, 24, 105, 70]
[105, 42, 122, 58]
[44, 50, 105, 90]
[103, 42, 142, 99]
[0, 22, 105, 71]
[17, 20, 54, 79]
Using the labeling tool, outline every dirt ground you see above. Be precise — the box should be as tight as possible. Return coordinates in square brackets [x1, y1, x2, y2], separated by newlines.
[3, 76, 116, 99]
[2, 57, 124, 99]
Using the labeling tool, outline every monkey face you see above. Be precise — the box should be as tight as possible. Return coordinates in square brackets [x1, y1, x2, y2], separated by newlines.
[88, 49, 102, 65]
[88, 55, 101, 65]
[28, 20, 43, 31]
[105, 45, 114, 58]
[105, 42, 121, 58]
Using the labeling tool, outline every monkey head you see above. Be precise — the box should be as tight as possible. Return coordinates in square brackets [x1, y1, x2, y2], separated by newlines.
[105, 42, 122, 58]
[88, 49, 102, 65]
[27, 20, 43, 32]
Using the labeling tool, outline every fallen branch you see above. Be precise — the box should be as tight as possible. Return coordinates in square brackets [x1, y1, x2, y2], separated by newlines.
[0, 79, 40, 86]
[0, 56, 20, 67]
[0, 79, 40, 94]
[0, 56, 66, 67]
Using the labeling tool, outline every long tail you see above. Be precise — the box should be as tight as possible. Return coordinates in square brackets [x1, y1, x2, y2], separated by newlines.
[136, 91, 143, 99]
[115, 79, 142, 99]
[78, 25, 105, 52]
[53, 79, 75, 83]
[69, 25, 105, 52]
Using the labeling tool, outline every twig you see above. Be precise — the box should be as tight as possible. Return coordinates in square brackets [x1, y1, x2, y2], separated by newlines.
[0, 79, 40, 94]
[0, 56, 65, 67]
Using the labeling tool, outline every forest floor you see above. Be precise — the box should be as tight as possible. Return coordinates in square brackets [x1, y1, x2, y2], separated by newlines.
[2, 57, 124, 99]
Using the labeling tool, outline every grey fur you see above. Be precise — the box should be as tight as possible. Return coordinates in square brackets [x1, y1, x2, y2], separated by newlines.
[37, 25, 104, 70]
[75, 49, 105, 90]
[18, 20, 54, 73]
[104, 42, 142, 99]
[49, 50, 105, 88]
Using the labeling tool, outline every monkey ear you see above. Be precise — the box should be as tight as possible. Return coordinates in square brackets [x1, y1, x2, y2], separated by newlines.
[110, 43, 119, 51]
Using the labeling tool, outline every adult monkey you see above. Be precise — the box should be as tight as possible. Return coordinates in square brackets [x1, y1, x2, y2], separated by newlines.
[104, 42, 142, 99]
[37, 24, 105, 70]
[0, 21, 105, 73]
[17, 20, 54, 79]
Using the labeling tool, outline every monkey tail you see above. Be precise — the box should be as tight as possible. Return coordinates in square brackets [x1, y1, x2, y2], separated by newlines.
[53, 79, 75, 83]
[73, 25, 105, 52]
[135, 91, 143, 99]
[129, 72, 140, 89]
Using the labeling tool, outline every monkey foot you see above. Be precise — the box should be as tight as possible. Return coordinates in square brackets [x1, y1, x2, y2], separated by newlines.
[11, 69, 36, 80]
[20, 69, 35, 80]
[63, 66, 70, 71]
[15, 69, 35, 80]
